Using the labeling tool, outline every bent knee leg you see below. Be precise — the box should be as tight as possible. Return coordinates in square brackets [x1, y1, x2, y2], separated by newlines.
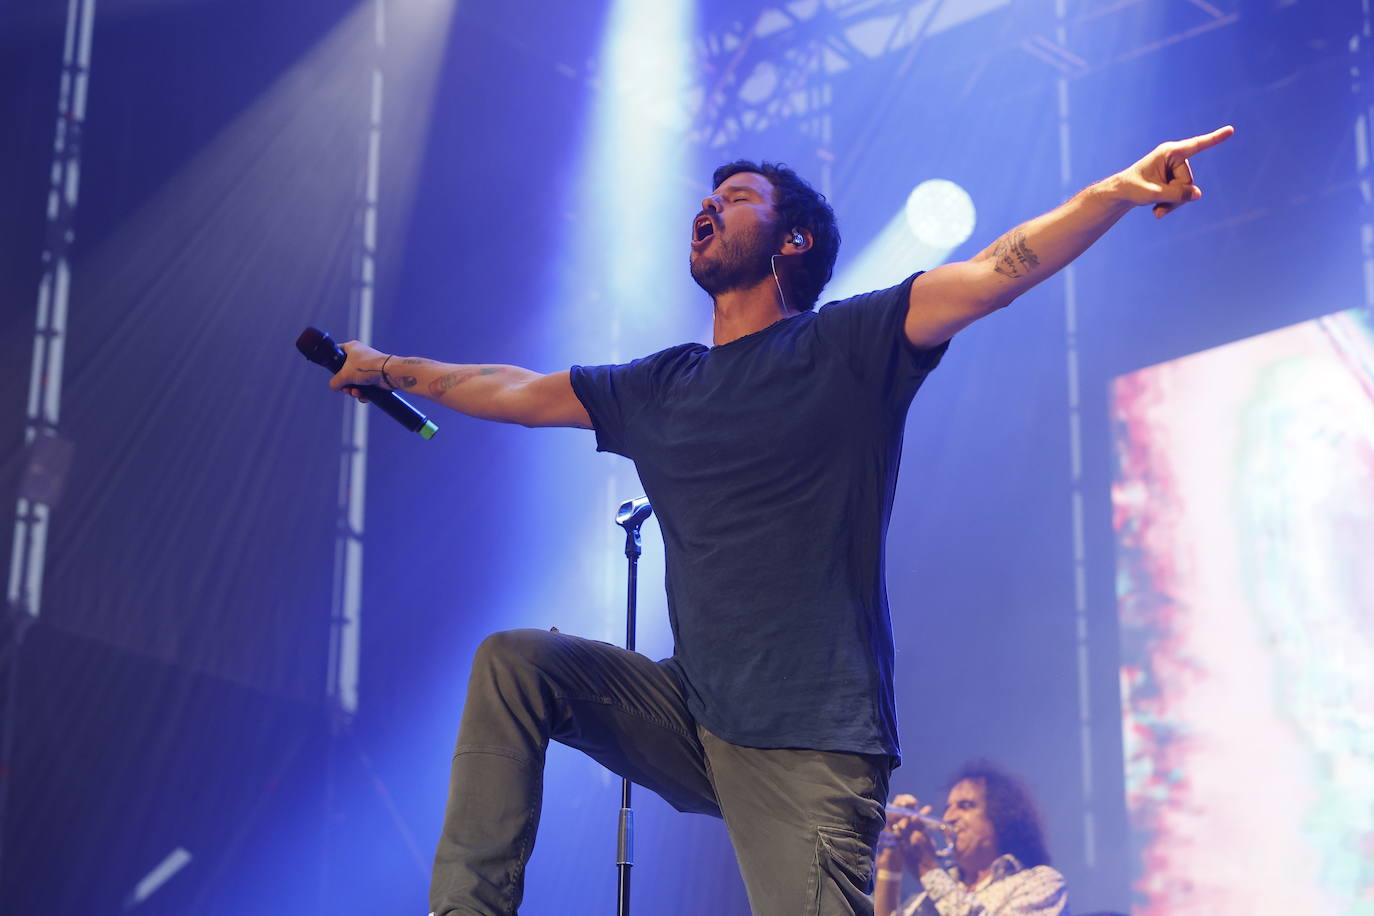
[456, 629, 566, 749]
[471, 628, 562, 676]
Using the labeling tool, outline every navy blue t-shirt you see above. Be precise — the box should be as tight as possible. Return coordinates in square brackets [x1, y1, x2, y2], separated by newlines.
[570, 274, 947, 760]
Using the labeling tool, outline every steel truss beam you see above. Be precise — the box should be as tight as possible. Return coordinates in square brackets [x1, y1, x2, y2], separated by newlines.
[689, 0, 1241, 152]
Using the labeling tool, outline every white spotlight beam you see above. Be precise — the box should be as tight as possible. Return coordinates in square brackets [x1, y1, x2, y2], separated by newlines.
[590, 0, 698, 322]
[9, 0, 454, 719]
[827, 179, 976, 304]
[558, 0, 697, 643]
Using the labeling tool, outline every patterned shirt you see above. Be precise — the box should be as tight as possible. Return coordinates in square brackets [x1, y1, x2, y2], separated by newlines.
[898, 854, 1068, 916]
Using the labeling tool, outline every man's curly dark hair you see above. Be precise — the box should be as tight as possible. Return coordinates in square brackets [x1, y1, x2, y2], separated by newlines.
[947, 759, 1052, 868]
[710, 160, 840, 311]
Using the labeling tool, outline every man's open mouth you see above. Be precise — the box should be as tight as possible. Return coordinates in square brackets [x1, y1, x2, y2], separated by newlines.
[692, 215, 717, 247]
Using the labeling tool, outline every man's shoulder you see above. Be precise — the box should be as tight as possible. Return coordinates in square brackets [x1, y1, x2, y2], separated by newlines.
[575, 341, 704, 376]
[815, 272, 923, 316]
[645, 340, 708, 361]
[623, 341, 707, 380]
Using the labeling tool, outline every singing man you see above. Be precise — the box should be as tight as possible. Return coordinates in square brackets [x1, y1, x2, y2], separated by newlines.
[328, 125, 1234, 916]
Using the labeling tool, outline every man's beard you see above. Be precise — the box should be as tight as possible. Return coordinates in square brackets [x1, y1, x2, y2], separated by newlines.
[690, 222, 776, 298]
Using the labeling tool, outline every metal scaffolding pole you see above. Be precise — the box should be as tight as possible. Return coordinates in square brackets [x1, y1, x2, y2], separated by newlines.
[1, 0, 98, 877]
[1355, 0, 1374, 316]
[6, 0, 96, 621]
[326, 0, 383, 730]
[319, 0, 384, 909]
[1052, 0, 1098, 872]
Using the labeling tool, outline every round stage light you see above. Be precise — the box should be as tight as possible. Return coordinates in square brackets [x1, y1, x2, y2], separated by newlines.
[905, 179, 976, 250]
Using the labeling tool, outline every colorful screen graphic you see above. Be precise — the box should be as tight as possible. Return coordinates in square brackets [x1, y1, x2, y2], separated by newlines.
[1112, 309, 1374, 914]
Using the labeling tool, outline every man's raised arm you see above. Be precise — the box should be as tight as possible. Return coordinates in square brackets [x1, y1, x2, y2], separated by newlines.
[329, 341, 592, 429]
[903, 125, 1235, 348]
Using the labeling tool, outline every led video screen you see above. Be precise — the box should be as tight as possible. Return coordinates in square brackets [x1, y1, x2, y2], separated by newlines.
[1112, 309, 1374, 914]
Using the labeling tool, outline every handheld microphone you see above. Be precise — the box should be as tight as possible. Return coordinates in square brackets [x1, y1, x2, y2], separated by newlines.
[296, 327, 438, 440]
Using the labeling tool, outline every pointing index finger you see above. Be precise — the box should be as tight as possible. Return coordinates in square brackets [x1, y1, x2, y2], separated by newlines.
[1173, 124, 1235, 159]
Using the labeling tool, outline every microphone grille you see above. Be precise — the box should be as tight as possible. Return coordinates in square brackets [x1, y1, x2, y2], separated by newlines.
[296, 327, 344, 371]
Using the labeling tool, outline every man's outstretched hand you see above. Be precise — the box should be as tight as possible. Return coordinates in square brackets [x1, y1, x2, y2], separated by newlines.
[1113, 125, 1235, 219]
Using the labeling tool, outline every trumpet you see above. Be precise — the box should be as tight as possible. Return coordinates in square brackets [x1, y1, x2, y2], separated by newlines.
[880, 804, 955, 859]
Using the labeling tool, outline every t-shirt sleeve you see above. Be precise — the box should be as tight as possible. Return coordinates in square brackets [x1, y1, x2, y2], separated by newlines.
[568, 359, 648, 458]
[570, 345, 696, 458]
[814, 272, 949, 402]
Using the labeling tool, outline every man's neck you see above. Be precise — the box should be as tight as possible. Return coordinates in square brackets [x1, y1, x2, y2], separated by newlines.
[711, 275, 796, 346]
[959, 850, 1001, 890]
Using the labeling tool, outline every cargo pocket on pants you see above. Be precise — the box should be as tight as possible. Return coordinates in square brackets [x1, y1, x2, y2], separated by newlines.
[808, 825, 876, 916]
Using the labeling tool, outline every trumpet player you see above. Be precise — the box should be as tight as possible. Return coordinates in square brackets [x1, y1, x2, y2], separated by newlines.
[875, 760, 1067, 916]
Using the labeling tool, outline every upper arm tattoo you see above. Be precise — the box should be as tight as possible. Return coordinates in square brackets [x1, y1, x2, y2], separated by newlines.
[991, 228, 1041, 279]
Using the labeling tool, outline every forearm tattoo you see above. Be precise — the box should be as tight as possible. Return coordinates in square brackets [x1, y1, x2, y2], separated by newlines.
[392, 358, 421, 390]
[428, 366, 498, 397]
[991, 228, 1041, 279]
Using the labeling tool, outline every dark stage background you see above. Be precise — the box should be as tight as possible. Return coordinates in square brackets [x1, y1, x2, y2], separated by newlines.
[0, 0, 1363, 913]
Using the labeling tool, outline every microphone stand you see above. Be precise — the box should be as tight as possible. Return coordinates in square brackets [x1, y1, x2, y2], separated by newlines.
[613, 497, 652, 916]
